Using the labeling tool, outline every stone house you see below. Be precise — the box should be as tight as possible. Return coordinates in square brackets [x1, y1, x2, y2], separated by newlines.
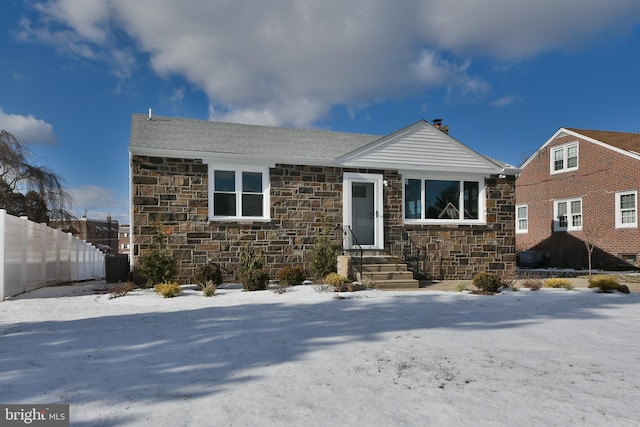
[516, 128, 640, 269]
[129, 113, 519, 287]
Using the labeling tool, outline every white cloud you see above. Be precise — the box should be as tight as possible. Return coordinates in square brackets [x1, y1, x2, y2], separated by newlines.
[0, 109, 57, 145]
[69, 185, 129, 224]
[19, 0, 640, 126]
[490, 96, 524, 108]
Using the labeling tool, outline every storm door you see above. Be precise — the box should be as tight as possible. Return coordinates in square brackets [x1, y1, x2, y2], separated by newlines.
[343, 173, 384, 249]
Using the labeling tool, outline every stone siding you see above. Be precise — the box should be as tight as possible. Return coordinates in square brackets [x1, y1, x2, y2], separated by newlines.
[131, 155, 517, 283]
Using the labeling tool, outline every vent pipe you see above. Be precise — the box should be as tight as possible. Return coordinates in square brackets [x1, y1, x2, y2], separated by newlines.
[148, 108, 153, 120]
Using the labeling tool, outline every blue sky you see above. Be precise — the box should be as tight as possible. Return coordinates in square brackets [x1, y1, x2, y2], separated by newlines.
[2, 0, 640, 225]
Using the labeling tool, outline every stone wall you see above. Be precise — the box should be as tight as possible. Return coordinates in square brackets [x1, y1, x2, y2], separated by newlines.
[131, 155, 517, 283]
[382, 172, 517, 280]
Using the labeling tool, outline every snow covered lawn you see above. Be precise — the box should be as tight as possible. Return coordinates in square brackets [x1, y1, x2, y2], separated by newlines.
[1, 282, 639, 426]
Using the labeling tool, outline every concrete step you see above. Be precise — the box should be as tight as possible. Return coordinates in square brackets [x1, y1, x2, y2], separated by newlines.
[362, 270, 415, 281]
[361, 263, 410, 273]
[371, 279, 420, 289]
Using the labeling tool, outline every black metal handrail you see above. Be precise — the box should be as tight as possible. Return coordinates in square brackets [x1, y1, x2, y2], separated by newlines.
[339, 225, 363, 281]
[386, 225, 425, 279]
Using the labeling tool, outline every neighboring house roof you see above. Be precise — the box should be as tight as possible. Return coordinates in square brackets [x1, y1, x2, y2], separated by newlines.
[564, 128, 640, 155]
[522, 127, 640, 168]
[129, 114, 517, 175]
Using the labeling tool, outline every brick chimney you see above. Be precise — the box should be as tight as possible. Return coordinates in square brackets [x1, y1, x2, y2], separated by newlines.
[432, 118, 449, 134]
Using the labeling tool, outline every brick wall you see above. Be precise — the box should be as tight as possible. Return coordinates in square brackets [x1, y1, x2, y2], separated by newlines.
[516, 135, 640, 269]
[132, 155, 517, 283]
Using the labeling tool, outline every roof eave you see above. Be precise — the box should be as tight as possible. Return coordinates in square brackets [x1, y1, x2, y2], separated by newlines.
[129, 146, 338, 167]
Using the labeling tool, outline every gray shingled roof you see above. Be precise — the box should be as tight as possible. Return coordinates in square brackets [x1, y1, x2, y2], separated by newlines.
[130, 114, 381, 160]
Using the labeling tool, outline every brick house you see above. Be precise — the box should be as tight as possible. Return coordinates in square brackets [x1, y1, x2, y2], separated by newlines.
[516, 128, 640, 269]
[129, 113, 520, 286]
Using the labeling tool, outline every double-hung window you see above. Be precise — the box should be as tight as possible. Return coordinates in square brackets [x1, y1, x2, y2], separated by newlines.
[207, 164, 270, 221]
[554, 198, 582, 231]
[403, 177, 484, 223]
[516, 204, 528, 233]
[615, 190, 637, 228]
[550, 142, 578, 174]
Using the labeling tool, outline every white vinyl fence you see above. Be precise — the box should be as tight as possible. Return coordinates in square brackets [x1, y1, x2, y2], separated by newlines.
[0, 209, 105, 300]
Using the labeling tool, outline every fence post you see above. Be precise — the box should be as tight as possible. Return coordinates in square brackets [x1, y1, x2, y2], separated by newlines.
[40, 222, 47, 287]
[20, 216, 29, 294]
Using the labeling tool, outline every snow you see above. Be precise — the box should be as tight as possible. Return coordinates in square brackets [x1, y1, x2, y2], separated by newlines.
[1, 282, 640, 426]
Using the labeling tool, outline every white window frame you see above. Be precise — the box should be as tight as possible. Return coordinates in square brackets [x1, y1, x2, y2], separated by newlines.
[516, 204, 528, 234]
[207, 164, 271, 222]
[553, 198, 582, 231]
[550, 142, 579, 174]
[402, 174, 486, 225]
[615, 190, 637, 229]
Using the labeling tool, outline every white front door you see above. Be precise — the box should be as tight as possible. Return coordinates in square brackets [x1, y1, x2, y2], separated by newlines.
[343, 173, 384, 249]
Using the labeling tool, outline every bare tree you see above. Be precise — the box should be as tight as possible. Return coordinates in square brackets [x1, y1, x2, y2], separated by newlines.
[0, 130, 74, 222]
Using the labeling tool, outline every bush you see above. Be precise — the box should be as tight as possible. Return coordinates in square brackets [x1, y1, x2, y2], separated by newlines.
[140, 249, 177, 288]
[202, 280, 217, 297]
[238, 245, 264, 276]
[311, 229, 338, 279]
[242, 268, 270, 291]
[588, 275, 621, 292]
[543, 278, 573, 290]
[472, 272, 502, 293]
[140, 226, 177, 287]
[109, 281, 136, 299]
[277, 266, 306, 286]
[194, 263, 223, 289]
[154, 282, 183, 298]
[521, 278, 542, 291]
[325, 272, 351, 291]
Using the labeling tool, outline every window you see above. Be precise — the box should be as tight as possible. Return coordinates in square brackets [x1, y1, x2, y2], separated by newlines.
[121, 243, 130, 250]
[403, 177, 484, 223]
[554, 198, 582, 231]
[207, 165, 270, 221]
[616, 190, 637, 228]
[550, 142, 578, 174]
[516, 204, 528, 233]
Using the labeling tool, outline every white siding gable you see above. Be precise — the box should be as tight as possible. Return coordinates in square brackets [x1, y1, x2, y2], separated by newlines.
[337, 121, 502, 174]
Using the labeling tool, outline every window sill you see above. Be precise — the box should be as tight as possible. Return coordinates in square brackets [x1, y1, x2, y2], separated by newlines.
[403, 219, 487, 226]
[208, 217, 272, 224]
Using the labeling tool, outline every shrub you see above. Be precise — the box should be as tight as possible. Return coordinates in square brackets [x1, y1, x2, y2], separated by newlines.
[140, 226, 177, 287]
[543, 278, 573, 290]
[311, 228, 338, 279]
[313, 283, 334, 293]
[109, 281, 136, 299]
[521, 278, 542, 291]
[238, 245, 264, 276]
[588, 275, 621, 292]
[140, 249, 177, 288]
[454, 282, 468, 292]
[472, 272, 502, 293]
[154, 282, 183, 298]
[194, 263, 223, 289]
[277, 265, 306, 286]
[242, 268, 270, 291]
[325, 272, 350, 291]
[202, 280, 217, 297]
